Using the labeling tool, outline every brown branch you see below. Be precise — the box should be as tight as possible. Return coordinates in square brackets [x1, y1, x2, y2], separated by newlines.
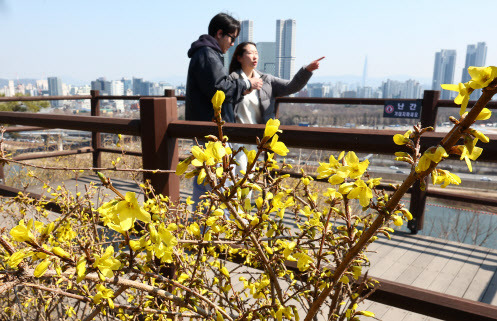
[23, 282, 199, 318]
[24, 269, 214, 319]
[303, 79, 497, 321]
[0, 280, 21, 294]
[144, 271, 236, 321]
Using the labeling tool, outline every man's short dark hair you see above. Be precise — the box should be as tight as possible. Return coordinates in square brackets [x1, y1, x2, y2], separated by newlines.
[208, 13, 240, 37]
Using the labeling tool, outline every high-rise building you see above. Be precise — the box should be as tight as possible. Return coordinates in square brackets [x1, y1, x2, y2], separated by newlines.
[462, 42, 487, 82]
[462, 42, 487, 99]
[362, 56, 368, 88]
[256, 42, 276, 75]
[275, 19, 296, 80]
[91, 77, 111, 95]
[132, 78, 144, 95]
[110, 80, 124, 96]
[382, 79, 423, 99]
[121, 78, 132, 95]
[47, 77, 63, 107]
[224, 20, 253, 67]
[6, 80, 15, 97]
[432, 49, 456, 99]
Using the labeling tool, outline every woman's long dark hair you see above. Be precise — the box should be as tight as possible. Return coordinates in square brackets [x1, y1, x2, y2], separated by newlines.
[229, 42, 257, 74]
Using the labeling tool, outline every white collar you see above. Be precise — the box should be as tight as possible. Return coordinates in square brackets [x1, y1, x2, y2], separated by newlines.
[240, 69, 260, 80]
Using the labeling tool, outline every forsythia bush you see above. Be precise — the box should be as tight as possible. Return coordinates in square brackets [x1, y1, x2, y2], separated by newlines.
[0, 67, 496, 321]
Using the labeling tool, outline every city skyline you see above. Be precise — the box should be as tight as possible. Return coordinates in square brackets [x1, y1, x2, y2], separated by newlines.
[1, 0, 497, 85]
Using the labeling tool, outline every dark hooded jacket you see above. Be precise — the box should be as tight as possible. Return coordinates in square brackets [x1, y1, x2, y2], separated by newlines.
[185, 35, 249, 122]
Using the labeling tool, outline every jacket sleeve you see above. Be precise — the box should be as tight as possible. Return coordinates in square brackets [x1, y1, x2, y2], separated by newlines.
[192, 49, 248, 104]
[228, 71, 245, 105]
[271, 67, 313, 98]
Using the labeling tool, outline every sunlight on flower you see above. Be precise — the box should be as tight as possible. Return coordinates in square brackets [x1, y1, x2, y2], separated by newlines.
[467, 66, 497, 89]
[347, 179, 373, 207]
[393, 130, 412, 145]
[264, 118, 282, 138]
[92, 246, 121, 279]
[268, 135, 289, 156]
[92, 284, 115, 309]
[98, 192, 151, 233]
[441, 82, 472, 115]
[211, 90, 225, 114]
[457, 144, 483, 172]
[10, 219, 35, 243]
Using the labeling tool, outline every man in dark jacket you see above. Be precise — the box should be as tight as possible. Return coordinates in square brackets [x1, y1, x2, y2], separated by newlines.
[185, 13, 262, 123]
[186, 13, 263, 210]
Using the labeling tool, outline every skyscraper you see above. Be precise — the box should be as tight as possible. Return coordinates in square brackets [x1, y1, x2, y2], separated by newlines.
[432, 50, 456, 100]
[275, 19, 296, 80]
[256, 42, 276, 75]
[132, 77, 144, 95]
[362, 56, 368, 88]
[461, 42, 487, 99]
[462, 42, 487, 82]
[224, 20, 253, 67]
[91, 77, 111, 95]
[47, 77, 63, 107]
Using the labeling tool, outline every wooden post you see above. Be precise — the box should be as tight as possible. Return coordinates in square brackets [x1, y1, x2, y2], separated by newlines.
[90, 90, 102, 169]
[408, 90, 440, 234]
[164, 89, 175, 97]
[139, 97, 179, 202]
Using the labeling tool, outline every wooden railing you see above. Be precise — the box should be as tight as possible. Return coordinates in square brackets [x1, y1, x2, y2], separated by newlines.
[1, 90, 497, 320]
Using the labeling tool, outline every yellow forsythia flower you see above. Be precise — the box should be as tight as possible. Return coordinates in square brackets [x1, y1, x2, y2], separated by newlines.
[175, 157, 192, 175]
[34, 259, 51, 278]
[268, 135, 289, 156]
[441, 82, 471, 115]
[76, 256, 87, 282]
[92, 246, 121, 279]
[211, 90, 225, 114]
[476, 108, 492, 120]
[10, 219, 35, 242]
[92, 284, 115, 309]
[347, 179, 373, 207]
[467, 66, 497, 89]
[393, 130, 412, 145]
[52, 247, 70, 258]
[264, 118, 282, 138]
[220, 266, 230, 278]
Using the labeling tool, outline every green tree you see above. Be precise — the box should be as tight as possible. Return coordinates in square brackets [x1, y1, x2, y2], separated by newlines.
[0, 93, 50, 112]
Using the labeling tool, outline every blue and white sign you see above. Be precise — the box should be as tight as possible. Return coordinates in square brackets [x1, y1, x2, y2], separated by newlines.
[383, 100, 422, 119]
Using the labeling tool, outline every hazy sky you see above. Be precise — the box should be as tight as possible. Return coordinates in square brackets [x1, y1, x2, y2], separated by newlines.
[1, 0, 496, 85]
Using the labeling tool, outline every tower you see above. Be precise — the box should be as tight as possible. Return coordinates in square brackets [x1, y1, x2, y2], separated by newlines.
[224, 20, 253, 68]
[47, 77, 63, 107]
[256, 42, 276, 75]
[432, 50, 456, 100]
[461, 42, 487, 99]
[275, 19, 296, 80]
[362, 56, 368, 88]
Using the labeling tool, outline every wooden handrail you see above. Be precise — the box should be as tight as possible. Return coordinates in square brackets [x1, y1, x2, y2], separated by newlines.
[0, 111, 140, 135]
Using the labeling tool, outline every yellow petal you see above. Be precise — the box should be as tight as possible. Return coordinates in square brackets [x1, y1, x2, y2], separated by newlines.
[476, 108, 492, 120]
[441, 84, 459, 91]
[264, 118, 281, 138]
[211, 90, 225, 112]
[393, 134, 408, 145]
[34, 259, 51, 277]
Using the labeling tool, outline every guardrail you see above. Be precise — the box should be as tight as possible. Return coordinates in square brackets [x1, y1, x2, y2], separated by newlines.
[2, 90, 497, 229]
[1, 90, 497, 320]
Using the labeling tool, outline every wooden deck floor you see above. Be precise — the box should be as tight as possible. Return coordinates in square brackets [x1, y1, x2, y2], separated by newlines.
[24, 176, 497, 320]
